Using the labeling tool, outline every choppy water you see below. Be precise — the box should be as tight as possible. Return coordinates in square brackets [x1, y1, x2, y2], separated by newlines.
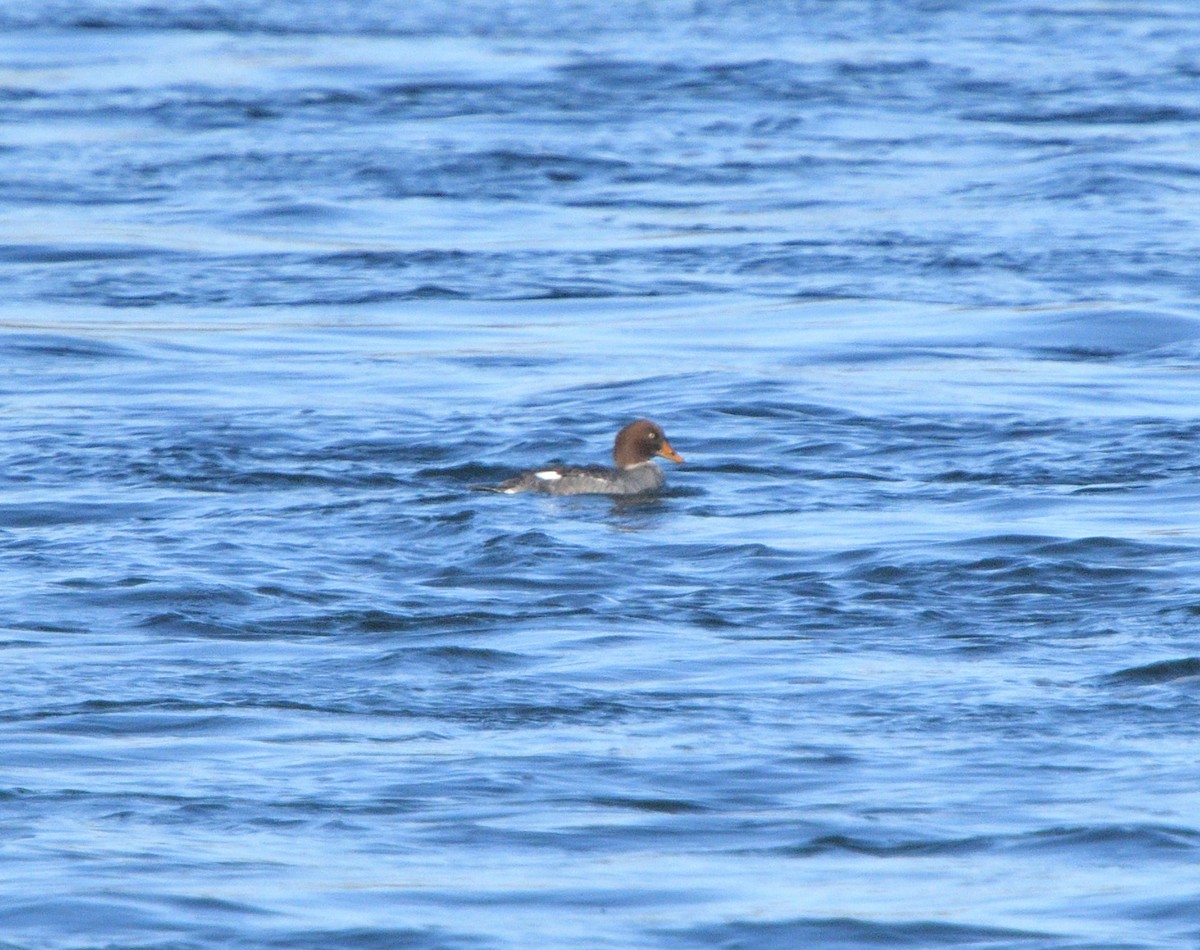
[4, 2, 1200, 948]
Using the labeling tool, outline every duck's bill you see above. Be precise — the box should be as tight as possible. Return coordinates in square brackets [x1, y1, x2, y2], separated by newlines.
[658, 441, 684, 463]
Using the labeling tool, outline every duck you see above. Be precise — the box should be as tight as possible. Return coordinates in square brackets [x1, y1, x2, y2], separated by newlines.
[483, 419, 683, 496]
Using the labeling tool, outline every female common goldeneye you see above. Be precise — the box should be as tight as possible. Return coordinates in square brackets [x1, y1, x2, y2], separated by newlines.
[485, 419, 683, 496]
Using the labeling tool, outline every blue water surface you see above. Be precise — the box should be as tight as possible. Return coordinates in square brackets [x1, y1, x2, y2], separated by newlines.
[3, 2, 1200, 948]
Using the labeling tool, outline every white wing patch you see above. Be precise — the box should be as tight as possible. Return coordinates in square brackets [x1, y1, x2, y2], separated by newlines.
[534, 470, 563, 481]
